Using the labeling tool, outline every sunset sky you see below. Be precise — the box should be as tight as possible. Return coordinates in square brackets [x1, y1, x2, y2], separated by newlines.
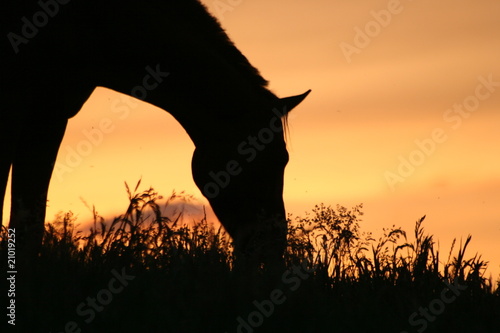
[3, 0, 500, 278]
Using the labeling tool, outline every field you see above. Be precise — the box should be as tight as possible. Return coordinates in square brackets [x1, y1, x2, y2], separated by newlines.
[1, 186, 499, 332]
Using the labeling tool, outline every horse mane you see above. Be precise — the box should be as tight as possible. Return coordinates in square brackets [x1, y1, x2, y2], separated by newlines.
[187, 0, 270, 90]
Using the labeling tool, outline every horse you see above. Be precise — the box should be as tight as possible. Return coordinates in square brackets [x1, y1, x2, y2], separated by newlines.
[1, 0, 310, 304]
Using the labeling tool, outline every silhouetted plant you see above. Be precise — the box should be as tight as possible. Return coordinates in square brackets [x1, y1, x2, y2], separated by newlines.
[1, 186, 498, 332]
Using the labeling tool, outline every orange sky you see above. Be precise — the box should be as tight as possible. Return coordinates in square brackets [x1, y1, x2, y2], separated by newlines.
[3, 0, 500, 279]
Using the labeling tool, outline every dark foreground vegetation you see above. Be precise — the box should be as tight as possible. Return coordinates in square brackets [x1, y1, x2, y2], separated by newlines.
[1, 185, 499, 332]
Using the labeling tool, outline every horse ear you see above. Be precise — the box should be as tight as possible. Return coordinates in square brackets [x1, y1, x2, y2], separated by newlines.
[277, 89, 311, 116]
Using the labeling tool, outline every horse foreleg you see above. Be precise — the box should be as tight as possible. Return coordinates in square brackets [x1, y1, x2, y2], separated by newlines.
[10, 117, 67, 251]
[1, 110, 23, 226]
[8, 116, 67, 327]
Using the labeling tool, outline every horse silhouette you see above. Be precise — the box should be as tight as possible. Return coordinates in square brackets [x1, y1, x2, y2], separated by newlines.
[1, 0, 310, 289]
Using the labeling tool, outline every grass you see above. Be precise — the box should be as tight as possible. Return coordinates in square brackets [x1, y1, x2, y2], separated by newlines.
[1, 184, 499, 332]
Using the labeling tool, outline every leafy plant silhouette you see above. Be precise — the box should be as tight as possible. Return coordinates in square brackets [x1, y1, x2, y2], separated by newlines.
[1, 183, 498, 332]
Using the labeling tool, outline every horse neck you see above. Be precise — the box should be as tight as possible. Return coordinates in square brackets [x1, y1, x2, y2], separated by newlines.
[150, 88, 278, 150]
